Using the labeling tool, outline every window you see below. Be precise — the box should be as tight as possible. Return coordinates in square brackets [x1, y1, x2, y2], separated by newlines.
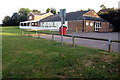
[29, 16, 32, 20]
[86, 22, 89, 26]
[35, 23, 37, 25]
[32, 23, 34, 25]
[95, 22, 101, 28]
[90, 23, 93, 26]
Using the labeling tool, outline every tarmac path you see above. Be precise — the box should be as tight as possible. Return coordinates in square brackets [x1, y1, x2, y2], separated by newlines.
[32, 32, 119, 53]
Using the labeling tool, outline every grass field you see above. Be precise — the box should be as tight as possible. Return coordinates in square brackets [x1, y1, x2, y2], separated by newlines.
[1, 26, 119, 78]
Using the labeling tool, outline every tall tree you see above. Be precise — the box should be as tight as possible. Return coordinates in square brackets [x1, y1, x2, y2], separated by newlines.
[46, 8, 51, 13]
[11, 13, 20, 26]
[46, 8, 56, 14]
[18, 8, 31, 16]
[100, 4, 107, 10]
[50, 8, 56, 15]
[98, 8, 120, 31]
[2, 16, 11, 26]
[2, 8, 31, 26]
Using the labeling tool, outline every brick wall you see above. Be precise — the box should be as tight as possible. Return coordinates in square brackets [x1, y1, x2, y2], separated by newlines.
[99, 22, 113, 32]
[68, 20, 112, 32]
[28, 13, 34, 21]
[68, 21, 83, 32]
[85, 20, 94, 32]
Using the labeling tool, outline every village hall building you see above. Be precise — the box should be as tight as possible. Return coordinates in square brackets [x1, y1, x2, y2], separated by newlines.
[19, 10, 113, 32]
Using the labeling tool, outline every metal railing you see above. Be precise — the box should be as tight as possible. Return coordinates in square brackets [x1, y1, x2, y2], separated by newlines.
[22, 30, 120, 52]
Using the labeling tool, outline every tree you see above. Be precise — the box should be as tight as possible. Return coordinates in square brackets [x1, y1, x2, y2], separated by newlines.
[46, 8, 56, 14]
[46, 8, 51, 13]
[18, 8, 31, 16]
[11, 13, 20, 26]
[32, 9, 41, 13]
[50, 8, 56, 15]
[100, 4, 107, 10]
[2, 8, 31, 26]
[19, 14, 27, 22]
[98, 8, 120, 31]
[2, 16, 11, 26]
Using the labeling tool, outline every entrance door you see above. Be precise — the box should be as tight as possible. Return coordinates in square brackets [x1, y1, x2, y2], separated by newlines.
[94, 22, 101, 31]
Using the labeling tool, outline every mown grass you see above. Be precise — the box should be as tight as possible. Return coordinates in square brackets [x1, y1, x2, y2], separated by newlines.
[2, 26, 119, 79]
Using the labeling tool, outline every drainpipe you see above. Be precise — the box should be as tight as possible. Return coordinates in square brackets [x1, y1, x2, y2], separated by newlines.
[82, 16, 85, 32]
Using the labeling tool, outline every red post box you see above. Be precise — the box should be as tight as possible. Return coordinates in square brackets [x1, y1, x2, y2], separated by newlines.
[60, 26, 67, 35]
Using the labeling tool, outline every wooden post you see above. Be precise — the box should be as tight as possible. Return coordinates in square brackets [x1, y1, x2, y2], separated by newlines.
[36, 30, 38, 34]
[52, 34, 54, 41]
[72, 36, 75, 46]
[38, 34, 40, 38]
[22, 31, 24, 35]
[28, 33, 30, 36]
[108, 39, 112, 52]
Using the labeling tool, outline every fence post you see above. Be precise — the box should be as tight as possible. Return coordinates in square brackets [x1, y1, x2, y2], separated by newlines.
[28, 33, 30, 36]
[52, 34, 54, 41]
[108, 39, 112, 52]
[61, 34, 63, 46]
[22, 31, 24, 35]
[36, 30, 38, 34]
[72, 35, 75, 46]
[37, 34, 40, 39]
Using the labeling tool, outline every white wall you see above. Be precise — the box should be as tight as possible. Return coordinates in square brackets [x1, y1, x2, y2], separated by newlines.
[40, 21, 68, 28]
[19, 21, 68, 31]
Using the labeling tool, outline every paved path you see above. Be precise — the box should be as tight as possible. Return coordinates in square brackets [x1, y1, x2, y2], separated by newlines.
[68, 32, 119, 40]
[33, 32, 119, 53]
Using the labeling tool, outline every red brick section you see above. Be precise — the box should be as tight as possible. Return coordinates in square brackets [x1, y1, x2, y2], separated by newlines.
[85, 20, 94, 32]
[68, 21, 83, 32]
[28, 13, 34, 21]
[99, 22, 113, 32]
[68, 20, 112, 32]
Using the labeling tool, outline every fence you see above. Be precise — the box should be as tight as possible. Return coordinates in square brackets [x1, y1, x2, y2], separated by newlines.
[22, 30, 120, 52]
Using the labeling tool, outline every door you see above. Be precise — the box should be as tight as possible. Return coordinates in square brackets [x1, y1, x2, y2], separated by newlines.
[94, 22, 101, 32]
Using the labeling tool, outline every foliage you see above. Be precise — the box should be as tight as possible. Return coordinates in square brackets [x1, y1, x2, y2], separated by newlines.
[46, 8, 56, 15]
[98, 7, 120, 31]
[100, 4, 107, 10]
[32, 9, 41, 13]
[11, 13, 21, 26]
[2, 16, 11, 26]
[18, 8, 31, 16]
[50, 8, 56, 15]
[2, 8, 32, 26]
[46, 8, 51, 13]
[2, 26, 119, 78]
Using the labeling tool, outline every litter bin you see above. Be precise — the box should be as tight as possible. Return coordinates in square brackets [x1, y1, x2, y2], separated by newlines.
[59, 26, 67, 35]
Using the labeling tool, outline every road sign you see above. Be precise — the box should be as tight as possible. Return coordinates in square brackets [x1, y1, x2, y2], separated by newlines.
[60, 9, 66, 18]
[60, 9, 66, 24]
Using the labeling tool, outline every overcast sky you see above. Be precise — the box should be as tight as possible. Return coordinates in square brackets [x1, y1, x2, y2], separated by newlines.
[0, 0, 119, 24]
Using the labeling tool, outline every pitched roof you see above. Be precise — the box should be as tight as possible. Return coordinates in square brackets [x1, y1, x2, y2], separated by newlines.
[98, 9, 109, 13]
[33, 12, 46, 15]
[84, 16, 107, 22]
[40, 10, 107, 22]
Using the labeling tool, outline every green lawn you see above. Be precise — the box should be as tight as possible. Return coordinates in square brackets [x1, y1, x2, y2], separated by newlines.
[2, 26, 119, 78]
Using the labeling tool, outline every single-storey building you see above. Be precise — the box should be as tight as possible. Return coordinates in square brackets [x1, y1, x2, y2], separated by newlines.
[19, 10, 113, 32]
[19, 12, 53, 29]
